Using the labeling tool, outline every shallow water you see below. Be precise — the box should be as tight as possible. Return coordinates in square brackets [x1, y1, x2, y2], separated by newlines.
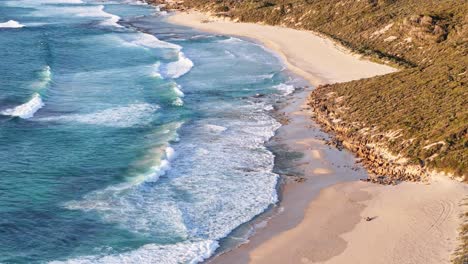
[0, 0, 296, 263]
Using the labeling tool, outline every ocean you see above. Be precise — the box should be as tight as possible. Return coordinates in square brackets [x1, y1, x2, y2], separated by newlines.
[0, 0, 297, 263]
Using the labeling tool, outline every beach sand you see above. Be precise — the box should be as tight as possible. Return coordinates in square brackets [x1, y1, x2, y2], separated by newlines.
[167, 11, 468, 264]
[168, 11, 395, 86]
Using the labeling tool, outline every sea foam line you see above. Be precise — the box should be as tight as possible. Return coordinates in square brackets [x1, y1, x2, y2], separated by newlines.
[273, 83, 295, 95]
[121, 32, 182, 51]
[38, 103, 159, 128]
[49, 240, 218, 264]
[30, 4, 122, 28]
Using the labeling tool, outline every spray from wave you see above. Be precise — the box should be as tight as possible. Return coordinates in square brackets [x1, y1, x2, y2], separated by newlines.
[121, 32, 182, 51]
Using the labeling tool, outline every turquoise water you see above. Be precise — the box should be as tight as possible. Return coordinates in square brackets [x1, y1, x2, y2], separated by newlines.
[0, 1, 296, 263]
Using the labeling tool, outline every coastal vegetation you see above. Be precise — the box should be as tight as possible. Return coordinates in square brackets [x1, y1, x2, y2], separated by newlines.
[163, 0, 467, 182]
[156, 1, 467, 260]
[453, 198, 468, 264]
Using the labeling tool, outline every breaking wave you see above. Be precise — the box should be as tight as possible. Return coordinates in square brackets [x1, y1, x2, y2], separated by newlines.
[0, 20, 24, 28]
[30, 5, 122, 28]
[158, 52, 194, 79]
[49, 240, 218, 264]
[1, 65, 52, 119]
[1, 93, 44, 119]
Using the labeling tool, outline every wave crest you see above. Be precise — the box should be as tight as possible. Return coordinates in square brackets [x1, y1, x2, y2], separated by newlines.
[273, 83, 295, 95]
[1, 93, 44, 119]
[159, 52, 194, 79]
[122, 32, 182, 51]
[49, 240, 218, 264]
[0, 20, 24, 28]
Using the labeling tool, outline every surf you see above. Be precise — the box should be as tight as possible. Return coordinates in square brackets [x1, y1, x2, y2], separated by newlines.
[0, 20, 24, 28]
[1, 93, 44, 119]
[1, 65, 51, 119]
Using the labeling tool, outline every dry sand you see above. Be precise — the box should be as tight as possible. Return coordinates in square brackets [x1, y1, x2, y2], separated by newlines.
[167, 11, 468, 264]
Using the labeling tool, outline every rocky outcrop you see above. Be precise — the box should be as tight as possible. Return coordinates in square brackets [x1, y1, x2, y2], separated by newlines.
[309, 84, 427, 185]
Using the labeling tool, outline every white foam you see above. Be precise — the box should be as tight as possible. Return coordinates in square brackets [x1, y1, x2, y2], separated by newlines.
[1, 93, 44, 119]
[61, 90, 281, 264]
[204, 124, 227, 133]
[39, 0, 83, 3]
[79, 5, 122, 28]
[32, 5, 122, 28]
[165, 146, 176, 160]
[2, 0, 82, 9]
[99, 13, 122, 28]
[160, 52, 194, 79]
[49, 240, 218, 264]
[39, 103, 159, 127]
[273, 83, 295, 95]
[0, 20, 24, 28]
[218, 37, 243, 44]
[64, 123, 184, 238]
[263, 104, 274, 111]
[122, 0, 148, 5]
[172, 84, 185, 97]
[172, 97, 184, 106]
[135, 145, 177, 183]
[121, 32, 181, 51]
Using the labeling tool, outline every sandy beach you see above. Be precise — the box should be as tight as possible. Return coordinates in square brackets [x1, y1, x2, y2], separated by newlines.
[168, 12, 395, 86]
[168, 11, 467, 264]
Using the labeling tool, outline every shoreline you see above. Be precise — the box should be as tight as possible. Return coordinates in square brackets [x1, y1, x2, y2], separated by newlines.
[166, 11, 396, 86]
[166, 11, 467, 264]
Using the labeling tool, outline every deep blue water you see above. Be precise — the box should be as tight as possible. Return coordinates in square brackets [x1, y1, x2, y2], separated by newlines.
[0, 1, 296, 263]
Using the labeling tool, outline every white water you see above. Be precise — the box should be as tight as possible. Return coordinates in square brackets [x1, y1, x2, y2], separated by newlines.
[77, 5, 122, 28]
[50, 240, 218, 264]
[1, 93, 44, 119]
[171, 83, 185, 97]
[1, 65, 51, 119]
[274, 83, 295, 95]
[38, 103, 159, 128]
[159, 52, 194, 79]
[0, 20, 24, 28]
[62, 100, 281, 263]
[122, 32, 182, 51]
[30, 5, 122, 28]
[3, 1, 285, 263]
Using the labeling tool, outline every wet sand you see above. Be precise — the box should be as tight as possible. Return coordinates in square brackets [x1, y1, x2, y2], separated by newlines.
[167, 11, 468, 264]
